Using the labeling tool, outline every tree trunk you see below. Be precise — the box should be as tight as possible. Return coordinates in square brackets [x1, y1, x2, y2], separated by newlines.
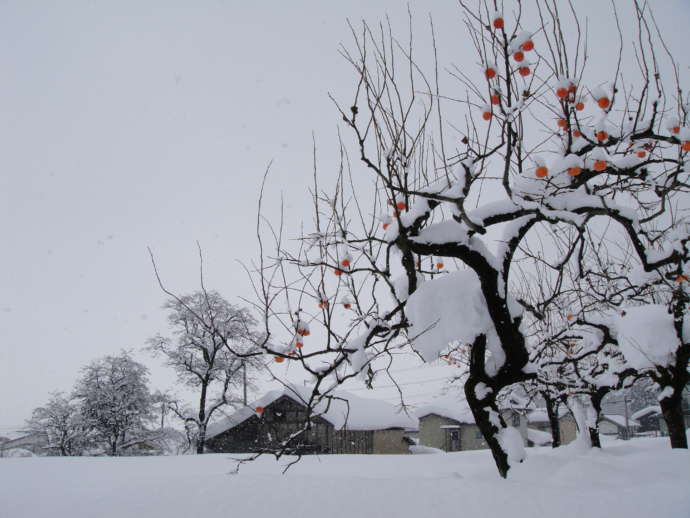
[197, 422, 207, 455]
[660, 390, 688, 449]
[588, 426, 601, 448]
[588, 392, 604, 449]
[197, 381, 209, 454]
[543, 393, 561, 448]
[465, 377, 511, 478]
[663, 292, 689, 449]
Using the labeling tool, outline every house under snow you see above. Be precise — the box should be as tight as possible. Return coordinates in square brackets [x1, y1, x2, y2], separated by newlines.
[205, 385, 418, 455]
[526, 408, 577, 446]
[416, 402, 489, 452]
[416, 399, 577, 452]
[598, 414, 640, 438]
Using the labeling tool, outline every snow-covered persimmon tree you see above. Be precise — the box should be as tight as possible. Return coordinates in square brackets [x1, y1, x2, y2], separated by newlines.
[560, 239, 689, 448]
[517, 215, 689, 449]
[247, 0, 689, 478]
[511, 229, 641, 448]
[534, 322, 637, 448]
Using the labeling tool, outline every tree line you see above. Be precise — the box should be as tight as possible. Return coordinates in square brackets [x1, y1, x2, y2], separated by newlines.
[23, 291, 259, 456]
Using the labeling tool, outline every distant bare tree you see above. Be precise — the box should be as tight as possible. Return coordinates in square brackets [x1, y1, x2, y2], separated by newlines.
[25, 392, 90, 456]
[147, 291, 261, 454]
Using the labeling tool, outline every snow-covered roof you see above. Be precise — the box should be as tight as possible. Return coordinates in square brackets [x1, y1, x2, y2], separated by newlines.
[526, 407, 568, 424]
[0, 432, 47, 449]
[415, 396, 476, 424]
[416, 399, 569, 426]
[631, 405, 661, 421]
[527, 409, 549, 424]
[206, 385, 418, 440]
[0, 430, 29, 441]
[527, 428, 553, 446]
[601, 414, 640, 428]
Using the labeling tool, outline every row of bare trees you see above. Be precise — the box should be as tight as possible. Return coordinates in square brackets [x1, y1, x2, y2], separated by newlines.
[23, 287, 262, 456]
[25, 352, 168, 456]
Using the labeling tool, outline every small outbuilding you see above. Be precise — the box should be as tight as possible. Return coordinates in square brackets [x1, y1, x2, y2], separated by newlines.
[417, 399, 579, 451]
[599, 414, 639, 438]
[526, 408, 577, 446]
[415, 400, 514, 452]
[631, 406, 662, 434]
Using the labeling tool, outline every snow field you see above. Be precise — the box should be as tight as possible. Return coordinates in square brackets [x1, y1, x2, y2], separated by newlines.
[0, 437, 688, 518]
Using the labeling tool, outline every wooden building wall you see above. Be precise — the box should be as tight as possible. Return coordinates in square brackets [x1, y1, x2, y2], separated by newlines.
[206, 396, 406, 454]
[206, 396, 333, 454]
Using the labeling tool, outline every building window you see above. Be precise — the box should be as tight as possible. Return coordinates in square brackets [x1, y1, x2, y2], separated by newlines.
[475, 430, 483, 440]
[512, 414, 520, 427]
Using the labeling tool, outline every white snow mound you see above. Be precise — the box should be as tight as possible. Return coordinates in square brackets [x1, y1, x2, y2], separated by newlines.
[613, 305, 679, 370]
[405, 270, 492, 361]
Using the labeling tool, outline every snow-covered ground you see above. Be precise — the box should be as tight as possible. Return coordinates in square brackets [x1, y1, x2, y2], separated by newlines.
[1, 438, 688, 518]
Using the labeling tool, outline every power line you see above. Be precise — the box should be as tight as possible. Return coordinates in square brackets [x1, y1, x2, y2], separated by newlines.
[343, 374, 458, 392]
[368, 389, 454, 402]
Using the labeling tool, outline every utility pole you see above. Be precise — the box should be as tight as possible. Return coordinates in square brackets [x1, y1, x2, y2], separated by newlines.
[624, 395, 630, 440]
[242, 360, 247, 406]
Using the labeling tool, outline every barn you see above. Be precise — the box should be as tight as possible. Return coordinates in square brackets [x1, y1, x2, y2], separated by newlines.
[205, 385, 418, 455]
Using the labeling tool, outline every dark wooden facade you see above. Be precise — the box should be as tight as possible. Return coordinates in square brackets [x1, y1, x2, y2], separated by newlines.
[636, 412, 661, 433]
[206, 395, 396, 454]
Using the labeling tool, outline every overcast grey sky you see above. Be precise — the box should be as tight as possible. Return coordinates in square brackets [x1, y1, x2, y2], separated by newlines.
[1, 0, 688, 431]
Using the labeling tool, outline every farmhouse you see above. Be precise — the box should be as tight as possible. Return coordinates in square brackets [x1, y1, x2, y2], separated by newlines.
[417, 398, 578, 451]
[205, 385, 418, 455]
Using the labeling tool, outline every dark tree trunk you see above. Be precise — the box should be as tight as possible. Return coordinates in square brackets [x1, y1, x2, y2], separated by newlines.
[542, 393, 561, 448]
[588, 391, 606, 449]
[197, 423, 207, 455]
[588, 426, 601, 448]
[409, 227, 534, 479]
[660, 390, 688, 449]
[465, 376, 510, 479]
[663, 291, 690, 449]
[197, 381, 209, 454]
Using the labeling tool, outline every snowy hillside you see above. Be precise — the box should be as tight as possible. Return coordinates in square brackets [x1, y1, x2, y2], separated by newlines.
[1, 438, 688, 518]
